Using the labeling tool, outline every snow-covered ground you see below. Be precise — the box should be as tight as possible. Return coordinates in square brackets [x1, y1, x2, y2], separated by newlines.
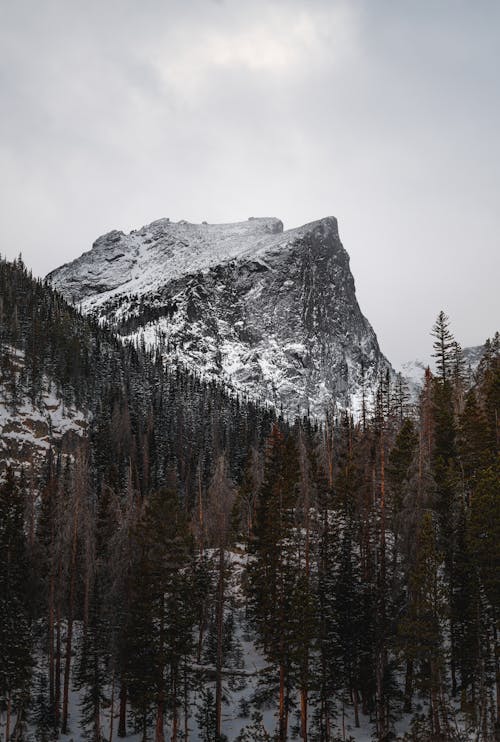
[0, 346, 88, 478]
[0, 545, 479, 742]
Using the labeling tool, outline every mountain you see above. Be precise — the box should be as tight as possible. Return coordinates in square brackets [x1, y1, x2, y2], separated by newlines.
[400, 343, 489, 393]
[3, 257, 499, 742]
[48, 215, 392, 417]
[0, 345, 87, 479]
[1, 256, 273, 489]
[462, 343, 486, 374]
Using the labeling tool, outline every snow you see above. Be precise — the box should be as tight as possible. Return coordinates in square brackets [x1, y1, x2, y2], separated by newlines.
[0, 544, 479, 741]
[0, 346, 88, 478]
[48, 214, 391, 419]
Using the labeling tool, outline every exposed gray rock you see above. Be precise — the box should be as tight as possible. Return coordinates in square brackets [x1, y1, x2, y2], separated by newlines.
[48, 216, 392, 417]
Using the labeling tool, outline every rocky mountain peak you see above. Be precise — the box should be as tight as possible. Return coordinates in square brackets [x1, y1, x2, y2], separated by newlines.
[48, 214, 391, 417]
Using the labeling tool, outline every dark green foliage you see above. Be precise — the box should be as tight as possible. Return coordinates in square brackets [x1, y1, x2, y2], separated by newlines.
[469, 464, 500, 612]
[234, 710, 272, 741]
[31, 672, 56, 742]
[431, 310, 455, 383]
[0, 467, 33, 716]
[1, 255, 500, 740]
[388, 419, 418, 514]
[125, 485, 195, 729]
[398, 512, 446, 702]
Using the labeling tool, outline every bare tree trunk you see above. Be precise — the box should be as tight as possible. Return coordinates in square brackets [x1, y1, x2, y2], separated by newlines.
[300, 686, 308, 741]
[492, 616, 500, 737]
[430, 670, 441, 739]
[279, 662, 286, 741]
[376, 433, 388, 740]
[5, 695, 11, 742]
[215, 547, 225, 741]
[197, 465, 204, 556]
[55, 579, 61, 727]
[109, 672, 115, 742]
[48, 572, 55, 711]
[353, 687, 360, 728]
[403, 659, 413, 712]
[118, 678, 127, 738]
[155, 700, 165, 742]
[183, 664, 189, 742]
[284, 690, 290, 742]
[171, 674, 178, 742]
[62, 497, 80, 734]
[325, 700, 331, 742]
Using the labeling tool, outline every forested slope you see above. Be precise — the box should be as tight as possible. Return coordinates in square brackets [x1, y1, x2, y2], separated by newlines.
[1, 258, 499, 741]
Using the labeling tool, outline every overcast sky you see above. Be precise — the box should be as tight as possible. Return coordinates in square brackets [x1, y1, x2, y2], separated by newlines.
[1, 0, 499, 367]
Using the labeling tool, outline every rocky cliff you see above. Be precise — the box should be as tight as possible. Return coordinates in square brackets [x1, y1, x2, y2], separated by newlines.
[48, 216, 392, 417]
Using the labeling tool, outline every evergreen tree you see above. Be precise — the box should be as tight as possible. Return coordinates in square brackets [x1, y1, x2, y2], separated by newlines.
[0, 467, 33, 738]
[248, 425, 300, 741]
[31, 672, 56, 742]
[234, 710, 272, 741]
[398, 511, 447, 737]
[431, 311, 455, 383]
[126, 483, 194, 742]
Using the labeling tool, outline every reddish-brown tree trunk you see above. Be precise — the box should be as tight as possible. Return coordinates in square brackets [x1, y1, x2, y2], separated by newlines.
[155, 700, 165, 742]
[62, 499, 80, 734]
[118, 679, 127, 738]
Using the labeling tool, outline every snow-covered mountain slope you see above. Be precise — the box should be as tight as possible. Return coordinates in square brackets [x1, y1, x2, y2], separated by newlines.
[462, 344, 486, 375]
[48, 216, 392, 417]
[400, 344, 488, 395]
[0, 347, 87, 479]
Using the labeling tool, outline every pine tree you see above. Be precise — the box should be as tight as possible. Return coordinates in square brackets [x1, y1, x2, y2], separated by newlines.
[234, 710, 272, 741]
[32, 672, 56, 742]
[398, 511, 447, 736]
[0, 467, 33, 739]
[469, 464, 500, 613]
[431, 311, 455, 383]
[206, 453, 236, 742]
[126, 483, 194, 742]
[195, 687, 221, 742]
[74, 585, 108, 742]
[450, 505, 479, 716]
[248, 425, 300, 741]
[388, 419, 418, 518]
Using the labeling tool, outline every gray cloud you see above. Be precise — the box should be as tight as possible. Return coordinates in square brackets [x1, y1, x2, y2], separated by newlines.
[1, 0, 499, 367]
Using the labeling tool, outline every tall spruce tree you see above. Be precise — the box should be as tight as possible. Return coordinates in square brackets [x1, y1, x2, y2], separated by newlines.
[248, 425, 300, 742]
[431, 311, 455, 383]
[398, 511, 447, 737]
[0, 467, 33, 739]
[126, 483, 194, 742]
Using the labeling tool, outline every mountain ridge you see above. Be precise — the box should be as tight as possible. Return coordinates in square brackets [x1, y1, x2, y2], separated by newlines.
[48, 215, 392, 417]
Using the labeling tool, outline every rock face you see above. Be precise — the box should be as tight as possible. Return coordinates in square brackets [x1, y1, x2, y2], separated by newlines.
[48, 216, 392, 417]
[0, 347, 87, 479]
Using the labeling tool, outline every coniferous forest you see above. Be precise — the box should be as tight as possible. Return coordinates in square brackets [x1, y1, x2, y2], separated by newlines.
[1, 256, 499, 741]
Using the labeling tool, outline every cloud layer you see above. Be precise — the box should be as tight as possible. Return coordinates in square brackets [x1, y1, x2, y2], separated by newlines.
[1, 0, 499, 366]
